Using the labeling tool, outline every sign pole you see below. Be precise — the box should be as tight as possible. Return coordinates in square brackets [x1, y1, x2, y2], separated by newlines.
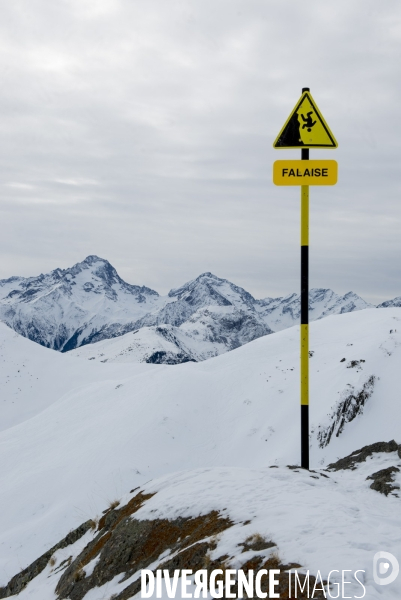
[300, 87, 310, 470]
[272, 85, 338, 470]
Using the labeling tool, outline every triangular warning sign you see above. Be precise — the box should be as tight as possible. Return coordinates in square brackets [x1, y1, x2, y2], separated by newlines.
[273, 92, 338, 149]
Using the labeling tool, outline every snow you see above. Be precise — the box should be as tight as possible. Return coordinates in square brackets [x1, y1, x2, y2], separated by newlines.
[70, 305, 272, 364]
[255, 288, 373, 332]
[0, 256, 165, 351]
[0, 257, 394, 364]
[134, 461, 401, 598]
[0, 324, 137, 431]
[69, 326, 187, 364]
[0, 308, 400, 598]
[12, 462, 401, 599]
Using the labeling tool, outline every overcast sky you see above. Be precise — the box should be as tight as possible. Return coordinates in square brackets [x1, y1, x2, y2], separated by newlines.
[0, 0, 400, 303]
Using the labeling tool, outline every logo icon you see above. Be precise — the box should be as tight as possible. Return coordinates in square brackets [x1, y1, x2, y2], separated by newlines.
[373, 552, 399, 586]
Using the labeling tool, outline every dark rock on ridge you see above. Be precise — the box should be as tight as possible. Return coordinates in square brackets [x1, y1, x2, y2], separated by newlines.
[366, 466, 400, 496]
[327, 440, 401, 471]
[0, 520, 94, 599]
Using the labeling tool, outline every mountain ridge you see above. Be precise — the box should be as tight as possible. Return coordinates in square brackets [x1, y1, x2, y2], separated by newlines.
[0, 255, 399, 363]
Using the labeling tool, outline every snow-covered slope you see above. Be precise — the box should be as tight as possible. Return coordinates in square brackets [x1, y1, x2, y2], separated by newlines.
[0, 323, 138, 431]
[5, 452, 401, 600]
[70, 287, 373, 364]
[0, 308, 400, 592]
[1, 258, 392, 365]
[71, 306, 272, 363]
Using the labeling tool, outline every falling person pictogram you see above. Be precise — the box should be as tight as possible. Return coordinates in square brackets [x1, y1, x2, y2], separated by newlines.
[300, 111, 316, 132]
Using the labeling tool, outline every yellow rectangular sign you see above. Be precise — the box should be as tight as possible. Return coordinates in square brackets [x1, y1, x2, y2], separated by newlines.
[273, 160, 338, 186]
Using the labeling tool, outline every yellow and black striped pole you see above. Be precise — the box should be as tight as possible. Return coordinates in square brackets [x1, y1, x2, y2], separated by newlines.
[300, 88, 310, 470]
[273, 87, 338, 469]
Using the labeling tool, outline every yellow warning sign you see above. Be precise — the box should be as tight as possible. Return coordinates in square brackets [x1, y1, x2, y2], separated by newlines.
[273, 160, 338, 185]
[273, 92, 338, 149]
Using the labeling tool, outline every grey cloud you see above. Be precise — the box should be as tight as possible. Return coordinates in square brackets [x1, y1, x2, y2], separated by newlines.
[0, 0, 400, 303]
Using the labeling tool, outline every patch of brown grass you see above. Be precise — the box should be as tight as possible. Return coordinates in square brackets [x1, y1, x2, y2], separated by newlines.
[78, 532, 113, 570]
[137, 511, 232, 569]
[48, 556, 56, 568]
[97, 491, 154, 531]
[240, 533, 276, 553]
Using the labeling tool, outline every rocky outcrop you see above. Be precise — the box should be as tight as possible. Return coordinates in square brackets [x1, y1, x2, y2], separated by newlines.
[317, 376, 376, 448]
[0, 488, 329, 600]
[0, 520, 94, 599]
[366, 466, 400, 496]
[327, 440, 401, 471]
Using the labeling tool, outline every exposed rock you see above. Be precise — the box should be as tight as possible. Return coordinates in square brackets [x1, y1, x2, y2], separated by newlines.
[327, 440, 401, 471]
[0, 520, 94, 599]
[366, 466, 400, 496]
[0, 479, 351, 599]
[238, 534, 276, 553]
[56, 492, 232, 600]
[317, 376, 376, 448]
[145, 350, 195, 364]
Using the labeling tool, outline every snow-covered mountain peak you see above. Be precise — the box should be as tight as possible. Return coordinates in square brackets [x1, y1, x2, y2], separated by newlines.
[309, 287, 335, 301]
[0, 257, 162, 351]
[168, 271, 220, 295]
[0, 257, 399, 361]
[0, 255, 159, 305]
[377, 296, 401, 308]
[309, 288, 369, 308]
[254, 287, 374, 332]
[66, 254, 117, 278]
[81, 254, 106, 266]
[168, 271, 256, 312]
[50, 255, 159, 300]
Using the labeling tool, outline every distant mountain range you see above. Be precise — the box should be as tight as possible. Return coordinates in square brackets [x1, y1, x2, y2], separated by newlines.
[0, 255, 399, 363]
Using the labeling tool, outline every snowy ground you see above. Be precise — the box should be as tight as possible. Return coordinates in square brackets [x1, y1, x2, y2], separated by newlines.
[9, 458, 401, 599]
[0, 308, 400, 598]
[0, 327, 135, 431]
